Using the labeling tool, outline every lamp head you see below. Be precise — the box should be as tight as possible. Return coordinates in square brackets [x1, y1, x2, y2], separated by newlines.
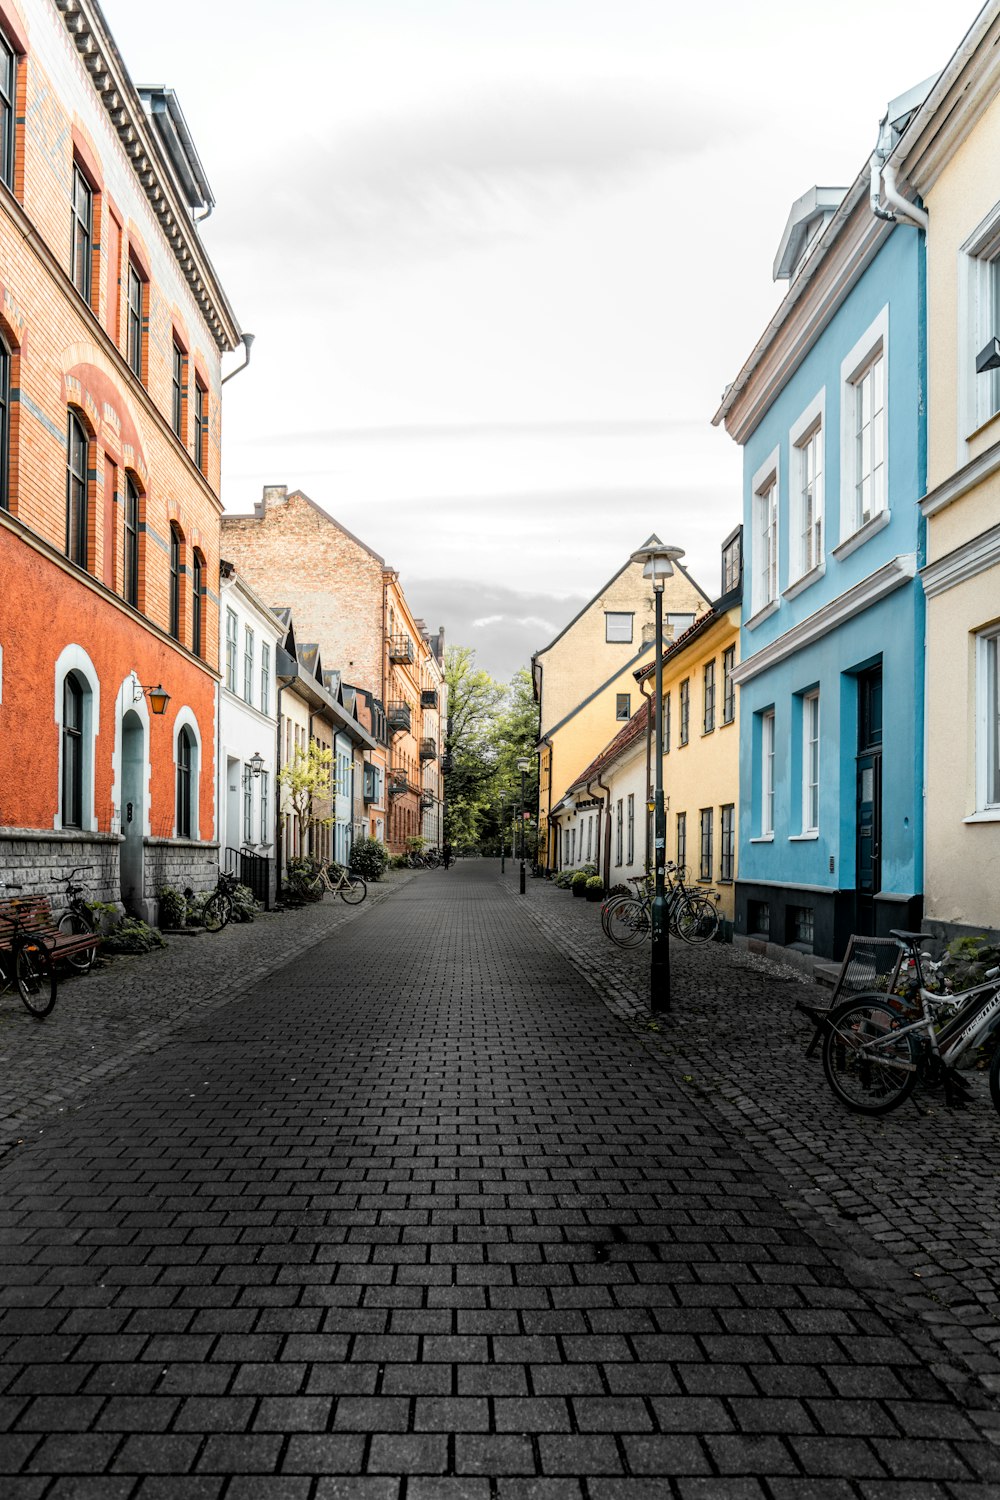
[249, 750, 265, 777]
[517, 757, 530, 773]
[630, 534, 685, 593]
[147, 684, 170, 716]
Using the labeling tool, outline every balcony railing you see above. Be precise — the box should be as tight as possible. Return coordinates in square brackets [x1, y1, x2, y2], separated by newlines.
[387, 771, 413, 798]
[388, 634, 415, 664]
[420, 791, 435, 811]
[420, 688, 439, 709]
[419, 737, 437, 761]
[387, 701, 411, 734]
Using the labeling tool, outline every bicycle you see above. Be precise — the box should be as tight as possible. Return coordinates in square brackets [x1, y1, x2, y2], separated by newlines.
[0, 884, 57, 1017]
[306, 861, 367, 904]
[602, 866, 720, 948]
[52, 868, 99, 973]
[200, 869, 241, 932]
[822, 927, 1000, 1116]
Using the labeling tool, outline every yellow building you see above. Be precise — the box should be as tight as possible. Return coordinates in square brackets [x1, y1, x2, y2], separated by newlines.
[894, 11, 1000, 940]
[533, 540, 709, 873]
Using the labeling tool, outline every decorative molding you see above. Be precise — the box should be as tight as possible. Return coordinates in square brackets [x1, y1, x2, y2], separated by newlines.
[733, 554, 917, 685]
[783, 561, 826, 602]
[54, 0, 240, 353]
[745, 598, 779, 632]
[920, 434, 1000, 518]
[831, 508, 891, 563]
[921, 523, 1000, 599]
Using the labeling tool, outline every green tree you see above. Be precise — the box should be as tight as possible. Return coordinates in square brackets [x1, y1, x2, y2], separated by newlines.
[443, 649, 539, 855]
[277, 740, 334, 857]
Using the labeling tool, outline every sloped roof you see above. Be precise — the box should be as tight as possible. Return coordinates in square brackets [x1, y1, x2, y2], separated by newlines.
[633, 608, 721, 683]
[298, 642, 324, 683]
[565, 697, 652, 797]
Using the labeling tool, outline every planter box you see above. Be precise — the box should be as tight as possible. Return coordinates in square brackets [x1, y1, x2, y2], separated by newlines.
[572, 884, 587, 897]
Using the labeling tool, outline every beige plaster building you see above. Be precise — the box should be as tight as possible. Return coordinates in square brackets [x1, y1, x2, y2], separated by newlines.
[532, 546, 709, 873]
[893, 9, 1000, 939]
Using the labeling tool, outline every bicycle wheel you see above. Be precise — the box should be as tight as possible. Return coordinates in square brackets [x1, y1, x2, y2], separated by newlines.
[56, 909, 96, 973]
[822, 996, 918, 1115]
[675, 894, 719, 946]
[202, 893, 233, 932]
[990, 1043, 1000, 1118]
[606, 898, 649, 949]
[601, 894, 631, 937]
[15, 938, 56, 1018]
[339, 874, 367, 905]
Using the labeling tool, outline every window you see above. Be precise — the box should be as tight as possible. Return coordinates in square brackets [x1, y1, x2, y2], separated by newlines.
[721, 529, 742, 596]
[123, 475, 139, 607]
[243, 764, 253, 844]
[667, 613, 695, 634]
[753, 467, 779, 614]
[225, 609, 238, 692]
[679, 679, 690, 745]
[62, 673, 84, 828]
[261, 642, 271, 715]
[615, 799, 623, 866]
[790, 401, 823, 582]
[606, 613, 633, 643]
[616, 693, 630, 721]
[586, 815, 593, 861]
[664, 690, 671, 753]
[977, 626, 1000, 811]
[176, 726, 194, 839]
[676, 811, 687, 875]
[126, 260, 145, 380]
[748, 900, 770, 939]
[171, 339, 186, 439]
[792, 906, 815, 948]
[720, 804, 735, 882]
[699, 809, 713, 881]
[194, 380, 207, 471]
[802, 691, 820, 833]
[0, 335, 10, 511]
[840, 309, 888, 542]
[703, 660, 716, 734]
[0, 28, 16, 192]
[243, 627, 254, 703]
[66, 412, 89, 568]
[627, 794, 634, 866]
[71, 164, 92, 304]
[191, 551, 203, 659]
[260, 770, 270, 845]
[722, 646, 735, 725]
[169, 524, 182, 640]
[964, 217, 1000, 431]
[761, 709, 775, 837]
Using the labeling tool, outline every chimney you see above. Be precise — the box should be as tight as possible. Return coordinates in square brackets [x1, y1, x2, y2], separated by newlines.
[255, 484, 288, 517]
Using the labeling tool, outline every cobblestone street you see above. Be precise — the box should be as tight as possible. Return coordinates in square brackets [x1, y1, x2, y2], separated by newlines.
[1, 861, 999, 1497]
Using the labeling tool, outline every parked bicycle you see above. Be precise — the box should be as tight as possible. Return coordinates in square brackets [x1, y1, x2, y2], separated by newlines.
[0, 884, 56, 1017]
[822, 928, 1000, 1116]
[306, 861, 367, 904]
[52, 868, 99, 973]
[602, 865, 720, 948]
[200, 869, 241, 932]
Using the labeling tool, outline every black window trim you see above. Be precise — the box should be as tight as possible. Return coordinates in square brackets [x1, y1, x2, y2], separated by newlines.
[71, 162, 93, 306]
[66, 410, 88, 567]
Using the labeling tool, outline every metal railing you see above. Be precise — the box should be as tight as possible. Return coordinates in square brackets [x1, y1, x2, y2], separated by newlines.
[224, 846, 271, 910]
[388, 634, 415, 663]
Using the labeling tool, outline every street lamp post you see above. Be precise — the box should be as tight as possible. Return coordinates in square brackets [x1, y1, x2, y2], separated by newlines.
[630, 535, 685, 1015]
[517, 756, 530, 895]
[499, 791, 507, 873]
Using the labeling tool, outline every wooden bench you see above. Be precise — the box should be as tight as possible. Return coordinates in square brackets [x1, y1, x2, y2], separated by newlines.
[0, 894, 101, 966]
[797, 934, 905, 1058]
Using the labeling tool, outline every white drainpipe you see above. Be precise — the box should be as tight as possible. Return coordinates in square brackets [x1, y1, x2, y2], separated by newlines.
[870, 152, 928, 231]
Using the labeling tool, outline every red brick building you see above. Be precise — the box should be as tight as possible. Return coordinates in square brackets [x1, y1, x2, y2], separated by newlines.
[0, 0, 242, 917]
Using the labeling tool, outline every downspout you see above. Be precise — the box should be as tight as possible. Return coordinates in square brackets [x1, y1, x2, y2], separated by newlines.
[594, 773, 612, 890]
[869, 153, 928, 231]
[274, 683, 284, 902]
[539, 735, 554, 875]
[639, 677, 654, 874]
[586, 780, 604, 880]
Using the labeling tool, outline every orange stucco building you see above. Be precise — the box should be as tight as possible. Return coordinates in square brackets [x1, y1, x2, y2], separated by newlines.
[0, 0, 242, 918]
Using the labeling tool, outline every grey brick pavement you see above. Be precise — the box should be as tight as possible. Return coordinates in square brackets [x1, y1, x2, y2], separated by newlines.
[0, 861, 999, 1496]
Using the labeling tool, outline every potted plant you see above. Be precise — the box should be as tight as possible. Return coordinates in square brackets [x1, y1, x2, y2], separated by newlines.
[571, 870, 589, 898]
[585, 875, 604, 902]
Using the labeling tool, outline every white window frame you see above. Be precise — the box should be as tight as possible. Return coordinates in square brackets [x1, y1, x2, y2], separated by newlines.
[53, 644, 100, 833]
[838, 306, 889, 556]
[759, 708, 775, 839]
[786, 391, 825, 595]
[605, 612, 633, 644]
[749, 447, 780, 624]
[172, 706, 202, 841]
[975, 625, 1000, 816]
[960, 204, 1000, 445]
[802, 691, 820, 835]
[225, 608, 238, 694]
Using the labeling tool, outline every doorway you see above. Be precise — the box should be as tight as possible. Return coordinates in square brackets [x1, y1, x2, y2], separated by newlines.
[855, 666, 883, 936]
[120, 710, 145, 915]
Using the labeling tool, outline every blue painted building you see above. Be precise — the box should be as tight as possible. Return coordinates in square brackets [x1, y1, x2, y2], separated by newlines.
[714, 92, 930, 961]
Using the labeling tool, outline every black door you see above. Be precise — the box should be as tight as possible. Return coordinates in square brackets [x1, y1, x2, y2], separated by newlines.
[855, 667, 883, 936]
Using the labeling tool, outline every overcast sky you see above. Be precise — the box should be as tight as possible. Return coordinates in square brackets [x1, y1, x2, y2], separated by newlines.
[103, 0, 978, 680]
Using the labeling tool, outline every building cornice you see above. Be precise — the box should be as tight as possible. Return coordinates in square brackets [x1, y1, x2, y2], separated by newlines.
[921, 523, 1000, 599]
[895, 6, 1000, 197]
[920, 432, 1000, 517]
[731, 554, 917, 685]
[714, 183, 892, 445]
[55, 0, 241, 353]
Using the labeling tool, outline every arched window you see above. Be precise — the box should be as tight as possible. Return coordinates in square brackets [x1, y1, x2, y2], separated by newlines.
[191, 549, 203, 658]
[66, 412, 89, 567]
[176, 725, 193, 838]
[123, 475, 139, 607]
[62, 673, 84, 828]
[169, 522, 182, 639]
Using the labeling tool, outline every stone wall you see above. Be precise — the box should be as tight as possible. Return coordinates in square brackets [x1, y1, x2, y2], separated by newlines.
[0, 830, 122, 905]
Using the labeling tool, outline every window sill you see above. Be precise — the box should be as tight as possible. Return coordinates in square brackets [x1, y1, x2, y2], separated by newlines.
[749, 834, 774, 844]
[721, 715, 736, 728]
[788, 831, 819, 841]
[832, 508, 890, 562]
[701, 727, 715, 737]
[746, 599, 779, 631]
[783, 563, 826, 601]
[962, 809, 1000, 824]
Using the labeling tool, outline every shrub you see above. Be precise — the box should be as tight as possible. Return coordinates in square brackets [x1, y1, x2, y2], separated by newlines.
[158, 886, 189, 928]
[580, 863, 598, 877]
[571, 871, 589, 892]
[284, 858, 323, 904]
[102, 916, 165, 954]
[586, 876, 604, 893]
[606, 884, 630, 900]
[229, 882, 259, 923]
[553, 869, 577, 889]
[350, 837, 389, 882]
[388, 853, 410, 870]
